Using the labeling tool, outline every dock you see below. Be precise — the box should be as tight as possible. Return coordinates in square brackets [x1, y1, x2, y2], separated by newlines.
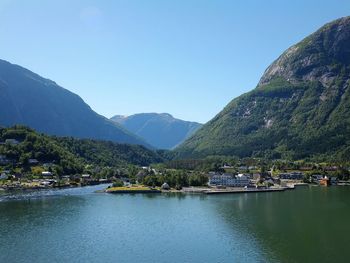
[204, 188, 285, 195]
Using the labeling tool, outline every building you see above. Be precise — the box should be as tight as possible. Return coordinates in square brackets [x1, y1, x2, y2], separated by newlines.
[28, 159, 39, 165]
[0, 173, 8, 180]
[238, 166, 248, 171]
[5, 139, 20, 145]
[161, 182, 170, 190]
[42, 171, 53, 177]
[279, 172, 304, 180]
[312, 174, 324, 181]
[330, 177, 338, 185]
[209, 173, 249, 187]
[221, 164, 234, 169]
[243, 173, 253, 179]
[43, 163, 54, 168]
[253, 173, 262, 181]
[265, 179, 274, 186]
[0, 155, 9, 165]
[319, 176, 330, 186]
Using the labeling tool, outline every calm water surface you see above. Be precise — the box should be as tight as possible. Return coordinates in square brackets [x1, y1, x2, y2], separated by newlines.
[0, 185, 349, 263]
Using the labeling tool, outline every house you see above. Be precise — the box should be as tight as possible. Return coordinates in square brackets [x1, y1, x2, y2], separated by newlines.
[161, 182, 170, 190]
[0, 155, 9, 165]
[43, 163, 54, 168]
[312, 174, 324, 181]
[330, 177, 338, 185]
[209, 173, 249, 187]
[40, 181, 51, 186]
[319, 176, 330, 186]
[0, 173, 8, 180]
[13, 173, 22, 179]
[42, 171, 53, 177]
[265, 179, 274, 186]
[81, 174, 91, 179]
[324, 166, 338, 171]
[28, 159, 39, 165]
[62, 175, 71, 181]
[5, 139, 20, 145]
[253, 173, 262, 181]
[279, 172, 303, 180]
[241, 173, 253, 179]
[136, 170, 146, 179]
[221, 164, 234, 169]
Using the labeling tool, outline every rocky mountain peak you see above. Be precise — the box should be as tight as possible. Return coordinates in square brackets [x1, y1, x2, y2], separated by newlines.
[258, 16, 350, 88]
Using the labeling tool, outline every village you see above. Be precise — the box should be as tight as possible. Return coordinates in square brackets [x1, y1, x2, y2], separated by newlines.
[1, 134, 350, 193]
[105, 163, 348, 194]
[1, 148, 350, 193]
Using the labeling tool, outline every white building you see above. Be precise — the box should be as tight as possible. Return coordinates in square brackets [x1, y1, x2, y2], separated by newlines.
[209, 173, 249, 187]
[42, 171, 53, 177]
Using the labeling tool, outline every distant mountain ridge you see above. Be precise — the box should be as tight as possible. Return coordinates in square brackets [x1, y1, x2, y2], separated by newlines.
[111, 113, 202, 149]
[0, 59, 149, 147]
[175, 16, 350, 161]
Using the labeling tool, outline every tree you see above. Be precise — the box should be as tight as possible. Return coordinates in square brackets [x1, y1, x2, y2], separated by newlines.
[112, 179, 124, 187]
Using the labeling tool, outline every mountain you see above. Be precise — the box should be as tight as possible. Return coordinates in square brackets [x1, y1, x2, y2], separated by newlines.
[110, 113, 202, 149]
[0, 59, 149, 147]
[175, 17, 350, 161]
[0, 126, 163, 175]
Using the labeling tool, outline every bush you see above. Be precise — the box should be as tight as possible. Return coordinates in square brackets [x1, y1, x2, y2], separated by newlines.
[112, 179, 124, 187]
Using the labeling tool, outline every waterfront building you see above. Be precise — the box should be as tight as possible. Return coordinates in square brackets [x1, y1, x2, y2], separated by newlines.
[209, 173, 249, 187]
[319, 176, 330, 186]
[330, 177, 338, 185]
[312, 174, 324, 180]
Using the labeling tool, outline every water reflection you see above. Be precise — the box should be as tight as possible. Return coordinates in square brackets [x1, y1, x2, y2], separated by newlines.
[0, 184, 110, 202]
[0, 186, 349, 263]
[209, 187, 350, 263]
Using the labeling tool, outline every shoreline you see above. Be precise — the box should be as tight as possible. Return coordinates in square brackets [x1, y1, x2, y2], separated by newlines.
[0, 181, 111, 193]
[104, 183, 312, 195]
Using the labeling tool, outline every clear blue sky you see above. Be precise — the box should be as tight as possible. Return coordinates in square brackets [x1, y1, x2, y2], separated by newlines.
[0, 0, 349, 123]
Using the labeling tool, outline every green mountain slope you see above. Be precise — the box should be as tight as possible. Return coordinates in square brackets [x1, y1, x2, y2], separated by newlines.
[0, 60, 149, 147]
[111, 113, 202, 149]
[175, 17, 350, 161]
[0, 126, 163, 175]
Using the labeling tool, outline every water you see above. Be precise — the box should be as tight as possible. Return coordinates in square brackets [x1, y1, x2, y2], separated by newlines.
[0, 185, 349, 263]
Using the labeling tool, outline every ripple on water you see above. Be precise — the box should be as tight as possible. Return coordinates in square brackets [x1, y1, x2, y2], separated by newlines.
[0, 184, 110, 202]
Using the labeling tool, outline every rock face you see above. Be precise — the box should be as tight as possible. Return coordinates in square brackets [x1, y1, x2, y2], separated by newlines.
[111, 113, 202, 149]
[175, 17, 350, 160]
[259, 17, 350, 86]
[0, 59, 149, 147]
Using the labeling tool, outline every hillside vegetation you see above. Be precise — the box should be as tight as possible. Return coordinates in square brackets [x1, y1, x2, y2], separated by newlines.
[0, 126, 164, 176]
[175, 17, 350, 161]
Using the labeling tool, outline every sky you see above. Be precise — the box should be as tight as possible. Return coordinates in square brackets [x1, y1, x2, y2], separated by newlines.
[0, 0, 349, 123]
